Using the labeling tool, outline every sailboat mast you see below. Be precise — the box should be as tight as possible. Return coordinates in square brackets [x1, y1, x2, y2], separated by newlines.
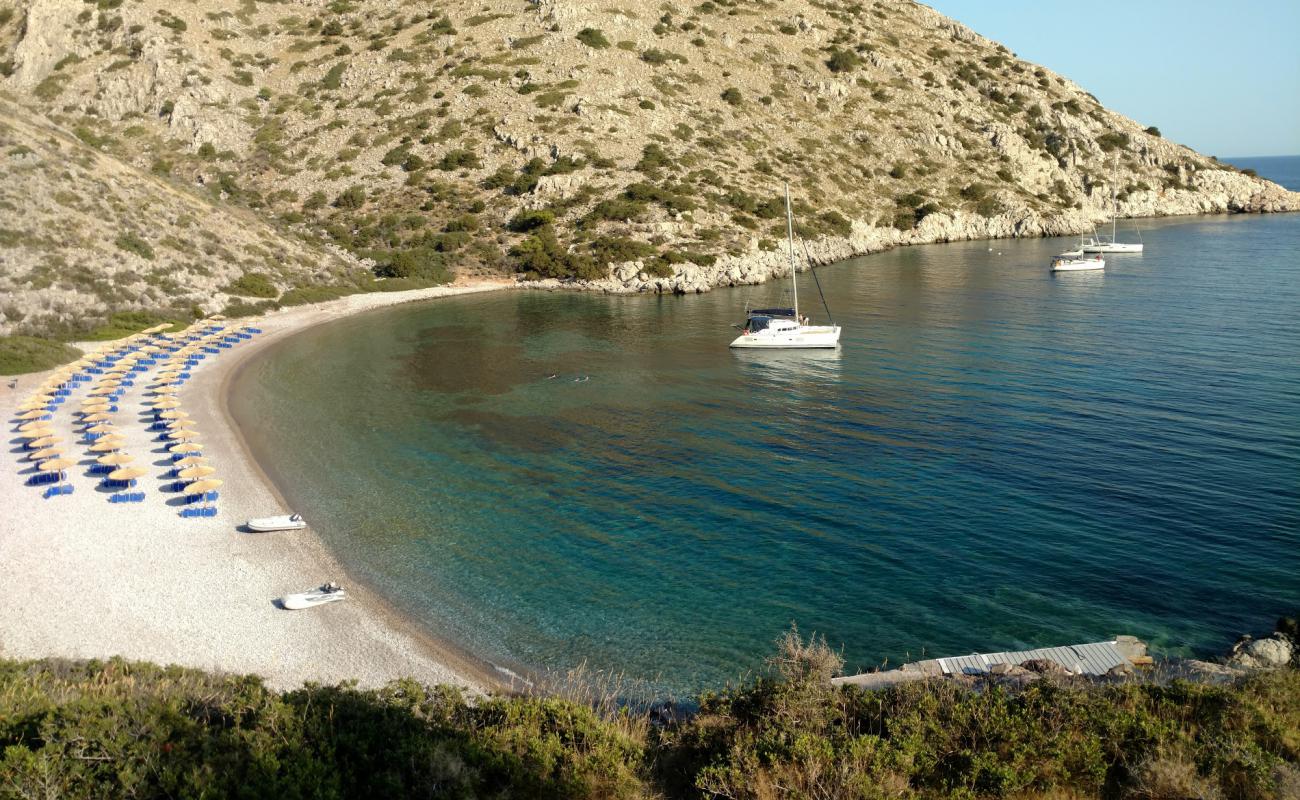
[785, 182, 798, 321]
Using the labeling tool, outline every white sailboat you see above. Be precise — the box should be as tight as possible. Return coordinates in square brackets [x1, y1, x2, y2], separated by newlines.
[730, 185, 841, 350]
[1051, 252, 1106, 272]
[1082, 181, 1143, 253]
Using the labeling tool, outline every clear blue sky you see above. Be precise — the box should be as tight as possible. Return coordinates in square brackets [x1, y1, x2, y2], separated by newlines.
[930, 1, 1300, 157]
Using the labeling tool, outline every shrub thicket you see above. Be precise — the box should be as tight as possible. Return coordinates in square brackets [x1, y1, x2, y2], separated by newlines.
[0, 335, 82, 375]
[0, 645, 1297, 799]
[223, 272, 278, 298]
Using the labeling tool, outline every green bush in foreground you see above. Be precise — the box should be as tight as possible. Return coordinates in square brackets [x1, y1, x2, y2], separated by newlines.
[0, 645, 1296, 800]
[0, 335, 82, 375]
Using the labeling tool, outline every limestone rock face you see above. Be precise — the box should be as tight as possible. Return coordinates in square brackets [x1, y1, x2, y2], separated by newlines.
[1, 0, 1297, 328]
[10, 0, 84, 89]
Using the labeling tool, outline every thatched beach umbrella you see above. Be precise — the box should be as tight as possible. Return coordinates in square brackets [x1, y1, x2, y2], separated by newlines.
[22, 394, 54, 404]
[29, 435, 61, 449]
[17, 420, 52, 433]
[151, 399, 182, 410]
[169, 442, 202, 454]
[186, 478, 222, 495]
[108, 466, 148, 481]
[86, 423, 120, 434]
[15, 409, 50, 421]
[159, 410, 190, 421]
[167, 429, 200, 441]
[174, 455, 208, 467]
[17, 400, 52, 412]
[90, 439, 126, 453]
[28, 447, 64, 462]
[39, 458, 74, 473]
[81, 412, 113, 423]
[97, 452, 135, 466]
[17, 427, 54, 440]
[177, 465, 216, 480]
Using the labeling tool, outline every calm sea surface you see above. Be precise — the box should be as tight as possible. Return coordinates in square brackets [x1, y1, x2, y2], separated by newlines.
[232, 212, 1300, 695]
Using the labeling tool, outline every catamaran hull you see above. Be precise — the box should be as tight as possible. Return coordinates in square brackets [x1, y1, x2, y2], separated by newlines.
[1082, 243, 1142, 253]
[730, 326, 841, 348]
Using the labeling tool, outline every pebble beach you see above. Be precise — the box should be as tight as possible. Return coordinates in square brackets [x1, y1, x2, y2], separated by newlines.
[0, 280, 511, 691]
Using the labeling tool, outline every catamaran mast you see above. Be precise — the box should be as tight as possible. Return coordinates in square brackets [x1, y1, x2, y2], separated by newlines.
[785, 182, 798, 321]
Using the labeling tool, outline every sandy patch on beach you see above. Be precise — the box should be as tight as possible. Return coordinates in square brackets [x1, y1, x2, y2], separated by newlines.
[0, 280, 514, 691]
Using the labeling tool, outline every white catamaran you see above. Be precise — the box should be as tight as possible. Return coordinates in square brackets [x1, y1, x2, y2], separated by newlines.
[730, 185, 841, 349]
[1082, 181, 1144, 253]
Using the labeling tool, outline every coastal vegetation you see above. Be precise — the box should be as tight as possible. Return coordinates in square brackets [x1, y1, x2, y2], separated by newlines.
[2, 630, 1296, 799]
[0, 335, 81, 375]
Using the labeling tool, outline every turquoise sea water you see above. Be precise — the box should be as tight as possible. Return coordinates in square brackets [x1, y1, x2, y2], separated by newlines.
[232, 212, 1300, 696]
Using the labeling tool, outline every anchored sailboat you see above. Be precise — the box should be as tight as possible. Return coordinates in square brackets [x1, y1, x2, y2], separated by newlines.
[730, 185, 841, 349]
[1082, 179, 1144, 253]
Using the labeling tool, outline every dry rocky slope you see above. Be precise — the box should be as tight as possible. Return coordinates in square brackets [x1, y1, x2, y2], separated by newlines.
[1, 0, 1297, 335]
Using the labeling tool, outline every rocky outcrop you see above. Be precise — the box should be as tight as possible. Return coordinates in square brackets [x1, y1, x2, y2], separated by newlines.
[1228, 636, 1295, 670]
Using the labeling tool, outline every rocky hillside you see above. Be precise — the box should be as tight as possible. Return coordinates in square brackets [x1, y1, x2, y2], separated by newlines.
[1, 0, 1297, 334]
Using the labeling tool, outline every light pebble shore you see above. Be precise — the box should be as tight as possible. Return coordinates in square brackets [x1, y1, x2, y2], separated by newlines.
[0, 279, 515, 691]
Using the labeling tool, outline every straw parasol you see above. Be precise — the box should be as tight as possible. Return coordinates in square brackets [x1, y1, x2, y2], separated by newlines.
[86, 423, 120, 434]
[29, 435, 61, 449]
[186, 478, 223, 494]
[165, 419, 195, 429]
[208, 314, 227, 321]
[108, 467, 148, 481]
[87, 387, 118, 397]
[97, 452, 135, 466]
[39, 458, 75, 473]
[17, 427, 54, 440]
[159, 410, 190, 420]
[167, 430, 200, 441]
[29, 447, 64, 461]
[169, 442, 202, 454]
[17, 401, 51, 412]
[16, 409, 50, 420]
[174, 455, 209, 467]
[17, 420, 52, 433]
[22, 394, 54, 404]
[81, 412, 113, 423]
[151, 398, 182, 410]
[177, 465, 216, 480]
[90, 440, 126, 453]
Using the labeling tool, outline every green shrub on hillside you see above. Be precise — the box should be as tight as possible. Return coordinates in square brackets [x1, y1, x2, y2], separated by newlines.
[508, 209, 555, 232]
[0, 336, 82, 375]
[114, 232, 155, 260]
[1096, 131, 1131, 152]
[437, 148, 481, 171]
[576, 28, 610, 48]
[511, 226, 604, 281]
[223, 272, 278, 298]
[825, 48, 860, 73]
[334, 184, 367, 209]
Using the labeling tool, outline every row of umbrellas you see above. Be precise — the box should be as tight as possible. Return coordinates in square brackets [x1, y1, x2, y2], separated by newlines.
[13, 317, 238, 499]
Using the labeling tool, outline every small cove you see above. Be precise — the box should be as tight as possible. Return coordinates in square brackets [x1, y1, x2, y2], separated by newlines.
[231, 212, 1300, 696]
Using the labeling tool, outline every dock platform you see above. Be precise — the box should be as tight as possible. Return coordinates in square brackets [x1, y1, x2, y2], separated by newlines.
[833, 636, 1148, 689]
